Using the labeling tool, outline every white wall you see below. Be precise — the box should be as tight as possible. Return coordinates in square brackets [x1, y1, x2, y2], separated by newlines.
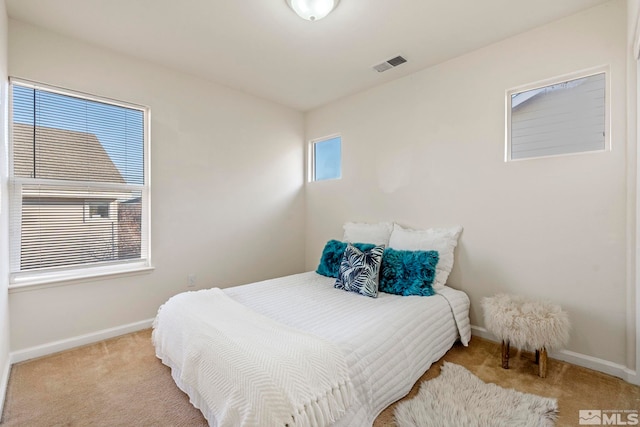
[7, 20, 306, 352]
[0, 0, 10, 411]
[305, 0, 630, 365]
[629, 0, 640, 375]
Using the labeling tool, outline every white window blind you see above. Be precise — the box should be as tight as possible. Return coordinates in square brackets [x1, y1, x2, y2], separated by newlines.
[507, 70, 608, 160]
[9, 80, 150, 283]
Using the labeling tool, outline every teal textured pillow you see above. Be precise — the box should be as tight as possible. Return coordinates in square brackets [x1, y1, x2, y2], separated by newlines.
[379, 248, 439, 296]
[316, 240, 376, 278]
[334, 244, 385, 298]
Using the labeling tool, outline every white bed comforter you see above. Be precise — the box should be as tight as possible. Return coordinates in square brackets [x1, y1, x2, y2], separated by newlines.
[154, 272, 471, 427]
[153, 287, 353, 427]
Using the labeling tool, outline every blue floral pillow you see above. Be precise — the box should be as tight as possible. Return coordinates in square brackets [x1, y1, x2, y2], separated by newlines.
[334, 244, 385, 298]
[316, 240, 376, 278]
[379, 248, 439, 296]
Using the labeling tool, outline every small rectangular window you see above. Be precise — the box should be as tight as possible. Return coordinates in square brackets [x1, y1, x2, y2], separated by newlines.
[311, 135, 341, 181]
[506, 68, 608, 161]
[84, 200, 111, 221]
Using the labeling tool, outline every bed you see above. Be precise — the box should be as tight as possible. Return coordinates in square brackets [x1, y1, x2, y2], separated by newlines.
[153, 270, 471, 427]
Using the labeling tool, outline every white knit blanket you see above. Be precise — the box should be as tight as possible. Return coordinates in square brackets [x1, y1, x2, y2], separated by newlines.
[153, 288, 354, 427]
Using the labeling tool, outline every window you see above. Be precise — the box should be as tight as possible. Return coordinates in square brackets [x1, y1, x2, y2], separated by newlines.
[310, 135, 341, 181]
[9, 79, 150, 285]
[84, 200, 111, 221]
[506, 68, 608, 161]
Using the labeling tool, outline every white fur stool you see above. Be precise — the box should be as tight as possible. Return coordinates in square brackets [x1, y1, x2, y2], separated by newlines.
[482, 294, 570, 378]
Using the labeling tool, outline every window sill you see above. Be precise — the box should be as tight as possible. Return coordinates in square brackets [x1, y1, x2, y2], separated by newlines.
[9, 264, 155, 293]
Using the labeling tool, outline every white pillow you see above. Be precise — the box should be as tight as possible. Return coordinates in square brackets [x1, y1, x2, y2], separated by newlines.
[388, 223, 463, 290]
[343, 222, 393, 246]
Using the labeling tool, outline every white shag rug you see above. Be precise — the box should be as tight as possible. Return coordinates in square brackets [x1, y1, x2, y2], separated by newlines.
[394, 362, 558, 427]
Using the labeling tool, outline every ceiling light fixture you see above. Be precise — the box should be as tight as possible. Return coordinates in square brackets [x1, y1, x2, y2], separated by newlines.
[285, 0, 340, 21]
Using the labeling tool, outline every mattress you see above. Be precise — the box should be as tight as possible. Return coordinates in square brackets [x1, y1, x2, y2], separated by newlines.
[156, 271, 471, 426]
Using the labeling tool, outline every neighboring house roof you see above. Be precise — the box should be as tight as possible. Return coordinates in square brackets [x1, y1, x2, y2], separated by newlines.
[13, 123, 125, 184]
[121, 197, 142, 204]
[511, 78, 585, 111]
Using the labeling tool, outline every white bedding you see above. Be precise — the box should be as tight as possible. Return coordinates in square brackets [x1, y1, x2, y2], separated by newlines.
[153, 287, 354, 427]
[154, 271, 471, 427]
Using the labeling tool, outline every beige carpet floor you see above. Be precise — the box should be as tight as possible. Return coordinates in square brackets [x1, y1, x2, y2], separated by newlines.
[2, 329, 639, 426]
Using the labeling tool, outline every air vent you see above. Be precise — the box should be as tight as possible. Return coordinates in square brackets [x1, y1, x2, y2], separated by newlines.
[372, 55, 407, 73]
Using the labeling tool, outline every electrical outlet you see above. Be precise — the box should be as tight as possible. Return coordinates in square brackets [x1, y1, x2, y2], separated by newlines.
[187, 274, 197, 288]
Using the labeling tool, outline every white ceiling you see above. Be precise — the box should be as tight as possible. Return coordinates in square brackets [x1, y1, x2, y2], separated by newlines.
[6, 0, 610, 111]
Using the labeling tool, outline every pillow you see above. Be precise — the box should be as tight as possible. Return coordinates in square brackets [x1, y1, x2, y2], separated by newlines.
[379, 248, 439, 296]
[334, 244, 385, 298]
[343, 222, 393, 246]
[316, 240, 376, 278]
[388, 224, 463, 290]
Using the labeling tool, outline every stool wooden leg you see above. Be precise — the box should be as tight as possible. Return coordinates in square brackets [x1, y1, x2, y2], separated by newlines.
[535, 349, 540, 364]
[538, 347, 547, 378]
[501, 340, 510, 369]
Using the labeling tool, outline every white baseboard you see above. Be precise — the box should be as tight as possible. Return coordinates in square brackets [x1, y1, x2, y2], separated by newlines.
[0, 355, 10, 419]
[623, 368, 639, 385]
[471, 325, 634, 382]
[10, 318, 154, 364]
